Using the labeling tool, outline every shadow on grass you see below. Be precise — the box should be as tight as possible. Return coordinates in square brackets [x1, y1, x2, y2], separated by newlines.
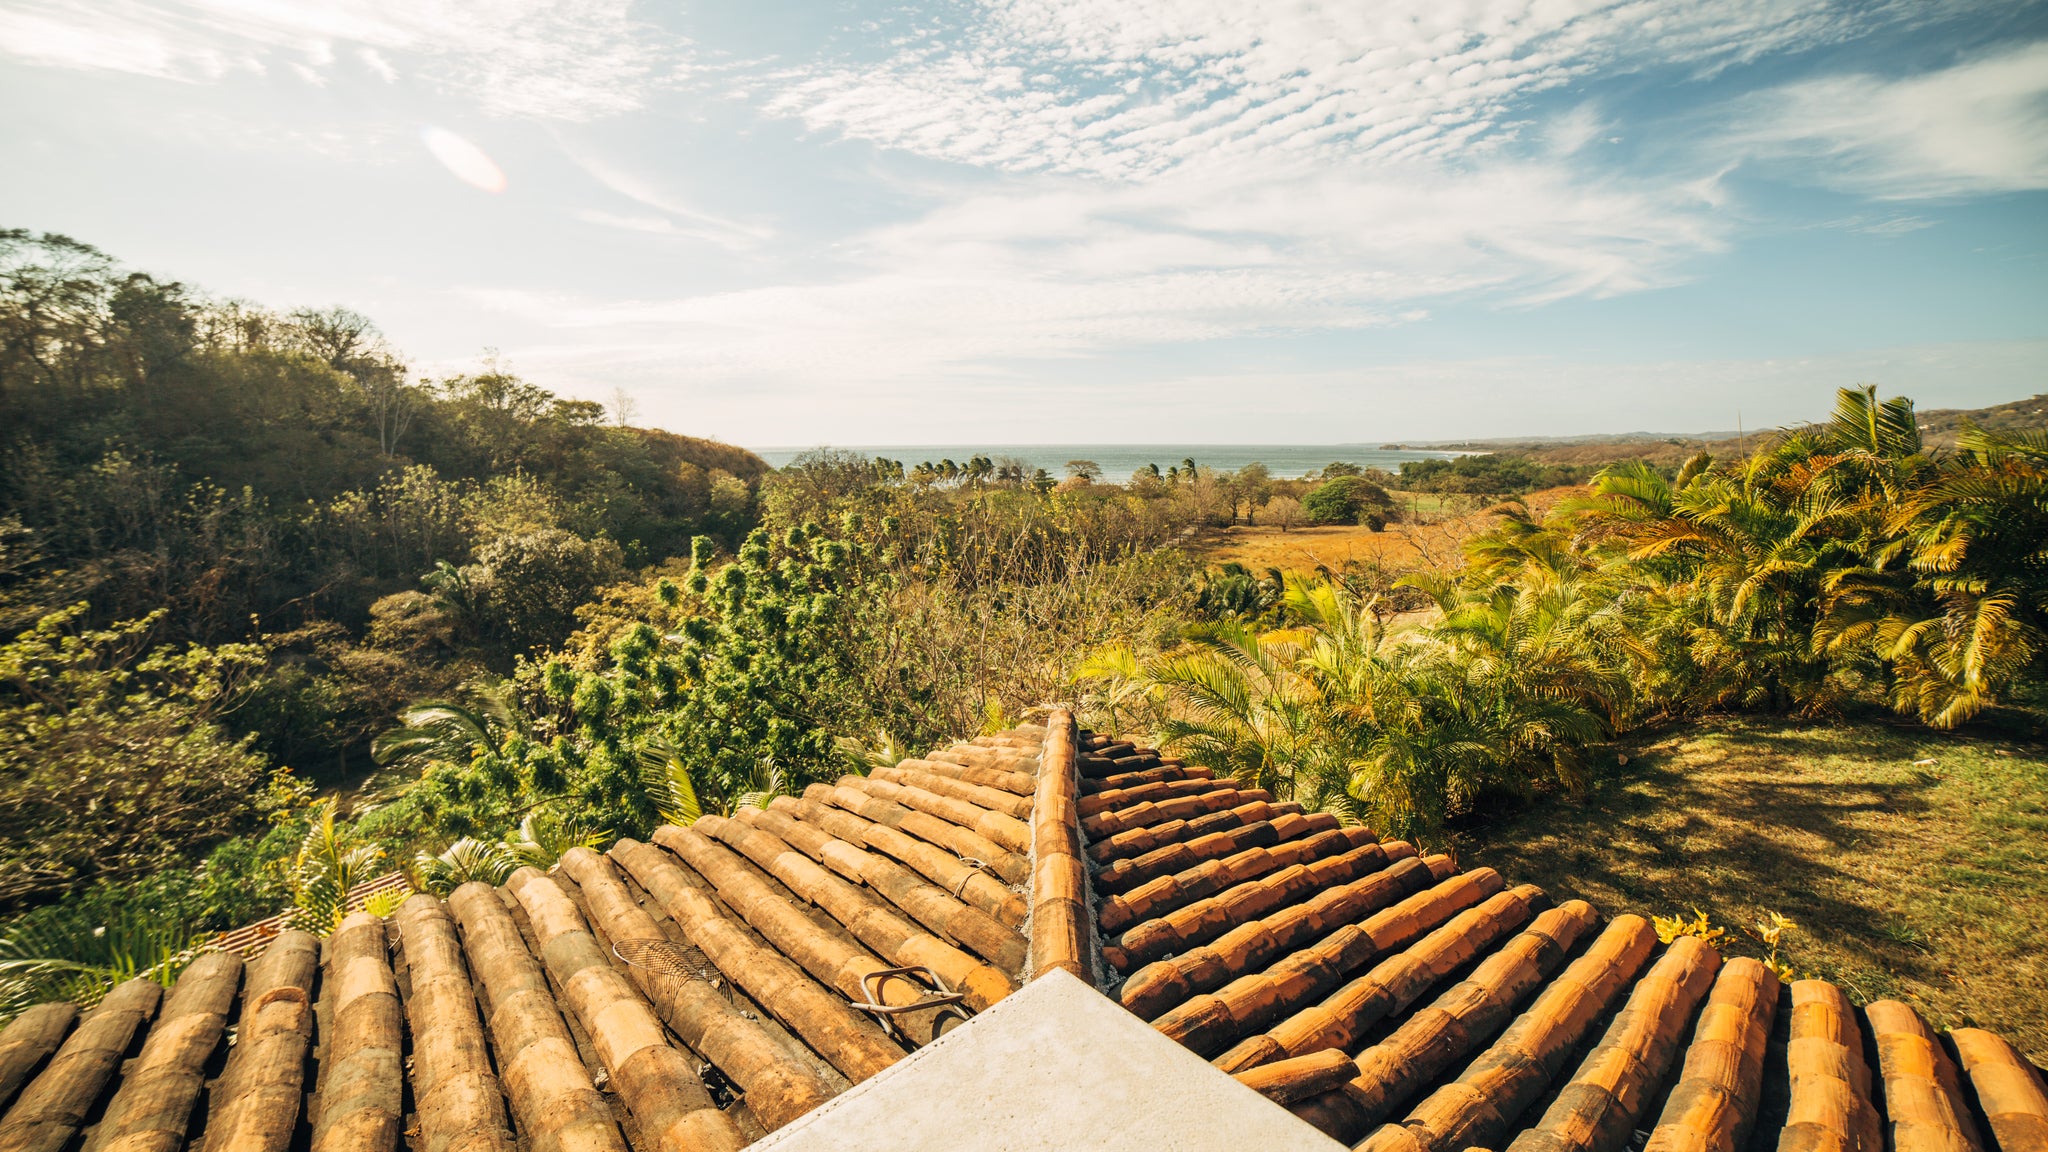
[1446, 705, 2048, 1058]
[1456, 725, 1947, 986]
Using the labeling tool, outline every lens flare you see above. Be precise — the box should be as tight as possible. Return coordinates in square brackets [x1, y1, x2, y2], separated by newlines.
[420, 126, 506, 193]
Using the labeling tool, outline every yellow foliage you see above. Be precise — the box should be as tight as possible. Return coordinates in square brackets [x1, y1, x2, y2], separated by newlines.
[1753, 909, 1800, 981]
[1653, 906, 1801, 981]
[361, 886, 412, 919]
[1652, 907, 1730, 949]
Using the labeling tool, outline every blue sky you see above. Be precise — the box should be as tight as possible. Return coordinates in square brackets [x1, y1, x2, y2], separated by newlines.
[3, 0, 2045, 447]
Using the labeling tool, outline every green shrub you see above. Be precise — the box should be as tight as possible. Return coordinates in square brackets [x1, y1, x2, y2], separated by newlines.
[0, 607, 272, 912]
[1302, 475, 1394, 527]
[1395, 454, 1590, 494]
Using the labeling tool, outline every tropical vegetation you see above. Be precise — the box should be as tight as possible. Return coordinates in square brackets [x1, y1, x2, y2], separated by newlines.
[1081, 388, 2047, 840]
[3, 227, 2043, 1032]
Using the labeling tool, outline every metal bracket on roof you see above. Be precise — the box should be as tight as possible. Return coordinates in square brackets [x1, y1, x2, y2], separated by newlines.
[852, 965, 970, 1039]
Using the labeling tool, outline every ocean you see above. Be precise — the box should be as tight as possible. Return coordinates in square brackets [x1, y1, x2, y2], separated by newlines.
[748, 444, 1459, 484]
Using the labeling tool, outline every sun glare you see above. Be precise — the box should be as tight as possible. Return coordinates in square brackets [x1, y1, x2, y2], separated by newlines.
[420, 126, 507, 193]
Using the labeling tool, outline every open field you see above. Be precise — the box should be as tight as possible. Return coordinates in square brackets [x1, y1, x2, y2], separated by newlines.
[1191, 487, 1578, 573]
[1459, 712, 2048, 1062]
[1188, 521, 1433, 571]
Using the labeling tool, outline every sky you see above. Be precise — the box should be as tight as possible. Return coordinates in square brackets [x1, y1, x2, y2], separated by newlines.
[3, 0, 2046, 448]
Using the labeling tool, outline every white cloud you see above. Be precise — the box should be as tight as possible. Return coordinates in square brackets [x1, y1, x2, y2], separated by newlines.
[421, 126, 507, 192]
[463, 155, 1725, 391]
[655, 0, 2003, 403]
[1819, 213, 1937, 236]
[0, 0, 675, 120]
[564, 151, 774, 247]
[0, 2, 233, 80]
[358, 46, 396, 82]
[1726, 39, 2048, 198]
[756, 0, 1976, 180]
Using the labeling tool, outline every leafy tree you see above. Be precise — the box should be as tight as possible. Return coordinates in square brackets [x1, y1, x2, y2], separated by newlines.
[1397, 454, 1590, 495]
[465, 529, 626, 657]
[646, 526, 869, 803]
[0, 606, 271, 911]
[1264, 495, 1305, 532]
[1303, 475, 1395, 527]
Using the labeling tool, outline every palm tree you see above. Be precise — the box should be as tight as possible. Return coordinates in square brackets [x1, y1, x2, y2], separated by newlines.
[412, 837, 517, 896]
[1075, 642, 1152, 735]
[288, 798, 387, 933]
[1294, 573, 1616, 836]
[0, 909, 203, 1021]
[1139, 622, 1328, 801]
[364, 681, 527, 808]
[371, 682, 521, 767]
[1561, 447, 1866, 714]
[1822, 424, 2048, 725]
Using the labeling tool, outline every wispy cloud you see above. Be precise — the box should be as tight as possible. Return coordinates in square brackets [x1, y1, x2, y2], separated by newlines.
[1726, 39, 2048, 198]
[754, 0, 1977, 180]
[0, 0, 678, 119]
[1819, 213, 1938, 235]
[565, 151, 774, 247]
[465, 155, 1725, 390]
[8, 0, 2038, 445]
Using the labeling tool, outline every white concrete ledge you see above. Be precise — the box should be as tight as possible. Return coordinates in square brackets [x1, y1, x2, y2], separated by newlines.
[751, 968, 1346, 1152]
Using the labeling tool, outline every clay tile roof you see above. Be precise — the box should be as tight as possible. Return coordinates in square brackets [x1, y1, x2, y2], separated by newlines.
[0, 711, 2041, 1152]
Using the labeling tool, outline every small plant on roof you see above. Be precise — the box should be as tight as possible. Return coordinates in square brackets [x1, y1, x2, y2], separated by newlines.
[1652, 907, 1730, 949]
[637, 736, 706, 825]
[833, 729, 905, 777]
[361, 886, 413, 919]
[289, 797, 386, 933]
[506, 809, 609, 869]
[1753, 910, 1800, 980]
[733, 756, 792, 813]
[412, 837, 517, 895]
[978, 695, 1014, 737]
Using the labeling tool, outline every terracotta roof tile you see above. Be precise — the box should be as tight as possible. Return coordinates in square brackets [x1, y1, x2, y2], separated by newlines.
[1, 714, 2040, 1151]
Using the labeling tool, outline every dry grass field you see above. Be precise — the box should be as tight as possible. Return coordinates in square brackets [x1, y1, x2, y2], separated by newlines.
[1460, 712, 2048, 1062]
[1187, 521, 1435, 571]
[1190, 487, 1581, 574]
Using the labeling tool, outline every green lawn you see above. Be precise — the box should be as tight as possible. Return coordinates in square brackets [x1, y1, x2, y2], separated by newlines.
[1456, 711, 2048, 1063]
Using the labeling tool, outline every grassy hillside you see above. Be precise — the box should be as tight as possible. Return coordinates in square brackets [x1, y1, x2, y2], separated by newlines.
[1916, 393, 2048, 448]
[1461, 711, 2048, 1062]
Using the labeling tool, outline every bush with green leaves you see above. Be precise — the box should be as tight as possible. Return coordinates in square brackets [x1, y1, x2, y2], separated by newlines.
[1089, 388, 2048, 846]
[1394, 454, 1595, 495]
[1302, 475, 1395, 527]
[0, 606, 272, 911]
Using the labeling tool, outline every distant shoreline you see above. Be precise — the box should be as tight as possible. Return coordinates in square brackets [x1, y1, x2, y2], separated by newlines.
[748, 444, 1468, 483]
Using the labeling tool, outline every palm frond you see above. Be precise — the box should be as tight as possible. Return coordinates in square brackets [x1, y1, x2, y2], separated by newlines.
[638, 737, 706, 825]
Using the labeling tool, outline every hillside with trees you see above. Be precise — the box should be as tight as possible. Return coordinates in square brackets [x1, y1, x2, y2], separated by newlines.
[2, 232, 2044, 1043]
[0, 230, 765, 935]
